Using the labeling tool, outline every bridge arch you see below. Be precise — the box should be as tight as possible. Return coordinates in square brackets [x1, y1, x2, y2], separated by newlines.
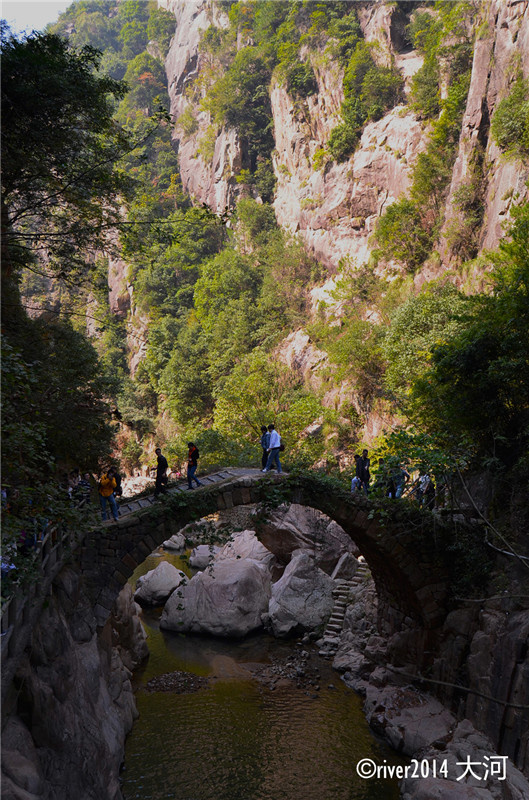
[80, 473, 454, 653]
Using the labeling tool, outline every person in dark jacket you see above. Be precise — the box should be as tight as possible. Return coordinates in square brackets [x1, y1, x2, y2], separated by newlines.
[154, 448, 168, 497]
[260, 425, 270, 470]
[358, 449, 371, 494]
[187, 442, 202, 489]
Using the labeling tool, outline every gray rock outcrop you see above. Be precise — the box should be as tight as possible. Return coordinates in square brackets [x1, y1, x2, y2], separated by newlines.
[188, 543, 220, 570]
[1, 567, 143, 800]
[254, 503, 355, 574]
[266, 550, 334, 638]
[216, 529, 279, 575]
[160, 558, 272, 638]
[134, 561, 187, 606]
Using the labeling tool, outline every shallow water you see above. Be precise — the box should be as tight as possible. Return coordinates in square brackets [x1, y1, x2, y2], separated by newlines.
[121, 552, 405, 800]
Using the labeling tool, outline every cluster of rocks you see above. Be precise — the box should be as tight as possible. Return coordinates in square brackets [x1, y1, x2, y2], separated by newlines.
[145, 670, 208, 694]
[325, 571, 529, 800]
[134, 504, 358, 643]
[132, 501, 529, 799]
[249, 644, 334, 699]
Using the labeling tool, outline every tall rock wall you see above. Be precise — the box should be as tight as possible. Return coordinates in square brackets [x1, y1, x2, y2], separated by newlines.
[1, 568, 147, 800]
[164, 0, 529, 272]
[440, 0, 529, 260]
[164, 0, 240, 209]
[156, 0, 529, 446]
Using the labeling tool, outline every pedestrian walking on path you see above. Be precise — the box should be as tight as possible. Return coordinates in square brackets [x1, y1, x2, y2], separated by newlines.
[187, 442, 202, 489]
[358, 449, 371, 494]
[154, 447, 168, 497]
[260, 425, 270, 470]
[262, 424, 282, 473]
[98, 468, 118, 522]
[351, 454, 362, 492]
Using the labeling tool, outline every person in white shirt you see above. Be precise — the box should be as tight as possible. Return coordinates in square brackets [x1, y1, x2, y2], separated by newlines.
[262, 423, 282, 473]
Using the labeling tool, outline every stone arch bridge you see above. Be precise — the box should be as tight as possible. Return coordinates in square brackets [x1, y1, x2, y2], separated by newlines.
[81, 470, 468, 662]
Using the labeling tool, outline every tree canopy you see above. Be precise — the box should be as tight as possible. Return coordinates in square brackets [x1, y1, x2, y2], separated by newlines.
[1, 28, 132, 300]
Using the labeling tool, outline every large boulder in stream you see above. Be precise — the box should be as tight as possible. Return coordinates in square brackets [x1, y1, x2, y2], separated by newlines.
[216, 530, 279, 576]
[265, 550, 334, 638]
[253, 503, 356, 574]
[134, 561, 187, 606]
[188, 544, 220, 570]
[160, 558, 272, 638]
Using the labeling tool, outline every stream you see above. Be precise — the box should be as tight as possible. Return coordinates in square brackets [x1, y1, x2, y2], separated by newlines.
[120, 551, 406, 800]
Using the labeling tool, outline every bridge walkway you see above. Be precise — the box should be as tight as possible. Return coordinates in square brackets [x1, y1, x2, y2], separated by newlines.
[111, 467, 265, 522]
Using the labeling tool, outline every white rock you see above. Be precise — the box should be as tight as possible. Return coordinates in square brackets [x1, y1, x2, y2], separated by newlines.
[162, 533, 186, 551]
[254, 503, 354, 575]
[216, 530, 277, 573]
[331, 551, 359, 580]
[134, 561, 187, 606]
[160, 559, 271, 638]
[188, 544, 220, 570]
[267, 550, 334, 638]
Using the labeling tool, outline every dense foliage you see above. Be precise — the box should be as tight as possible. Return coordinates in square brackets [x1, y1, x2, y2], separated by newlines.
[1, 27, 127, 588]
[2, 0, 527, 539]
[490, 75, 529, 161]
[1, 27, 130, 295]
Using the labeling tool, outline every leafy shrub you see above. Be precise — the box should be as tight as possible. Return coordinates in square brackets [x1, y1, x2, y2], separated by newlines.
[382, 283, 469, 403]
[410, 59, 440, 119]
[327, 122, 360, 163]
[410, 201, 529, 467]
[491, 76, 529, 161]
[284, 58, 318, 98]
[198, 124, 218, 163]
[374, 199, 433, 270]
[120, 435, 144, 472]
[146, 4, 175, 57]
[328, 39, 403, 161]
[179, 106, 199, 137]
[361, 65, 403, 121]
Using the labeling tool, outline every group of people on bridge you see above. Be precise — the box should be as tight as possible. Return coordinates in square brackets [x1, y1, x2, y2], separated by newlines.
[351, 450, 436, 507]
[90, 424, 436, 524]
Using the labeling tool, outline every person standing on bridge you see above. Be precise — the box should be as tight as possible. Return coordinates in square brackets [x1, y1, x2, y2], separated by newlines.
[260, 425, 270, 470]
[262, 424, 282, 473]
[154, 448, 168, 497]
[187, 442, 203, 489]
[351, 454, 362, 492]
[358, 449, 371, 494]
[98, 468, 118, 522]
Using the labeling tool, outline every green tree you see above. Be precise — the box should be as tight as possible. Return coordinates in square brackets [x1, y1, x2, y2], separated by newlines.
[374, 198, 433, 270]
[146, 4, 175, 57]
[411, 202, 529, 467]
[1, 29, 131, 315]
[382, 283, 469, 403]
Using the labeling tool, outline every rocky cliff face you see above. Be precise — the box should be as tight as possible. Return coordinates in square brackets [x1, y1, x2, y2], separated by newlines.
[165, 0, 528, 270]
[1, 568, 147, 800]
[164, 0, 238, 210]
[158, 0, 528, 443]
[440, 0, 529, 261]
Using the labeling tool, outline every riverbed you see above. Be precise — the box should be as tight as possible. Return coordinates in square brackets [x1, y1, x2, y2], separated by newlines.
[121, 551, 405, 800]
